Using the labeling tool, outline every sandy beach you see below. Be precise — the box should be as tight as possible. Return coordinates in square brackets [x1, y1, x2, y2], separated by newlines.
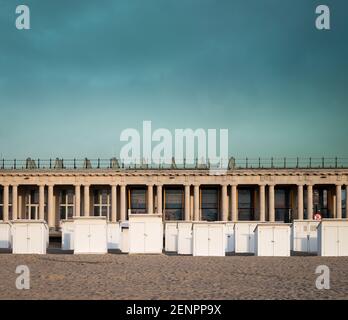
[0, 252, 347, 300]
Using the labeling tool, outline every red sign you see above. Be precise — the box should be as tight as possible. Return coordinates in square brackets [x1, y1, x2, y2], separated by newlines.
[313, 212, 322, 221]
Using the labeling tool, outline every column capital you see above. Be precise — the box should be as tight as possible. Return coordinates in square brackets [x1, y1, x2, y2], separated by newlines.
[147, 183, 154, 187]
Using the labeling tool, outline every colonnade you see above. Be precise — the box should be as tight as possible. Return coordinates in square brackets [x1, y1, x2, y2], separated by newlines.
[0, 183, 347, 228]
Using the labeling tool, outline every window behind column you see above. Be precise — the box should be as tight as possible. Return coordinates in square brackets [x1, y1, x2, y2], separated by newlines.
[130, 188, 146, 214]
[201, 187, 219, 221]
[25, 189, 39, 220]
[60, 189, 74, 220]
[275, 189, 291, 222]
[0, 187, 12, 220]
[93, 189, 110, 220]
[304, 187, 330, 219]
[313, 188, 329, 218]
[164, 188, 183, 220]
[238, 188, 254, 221]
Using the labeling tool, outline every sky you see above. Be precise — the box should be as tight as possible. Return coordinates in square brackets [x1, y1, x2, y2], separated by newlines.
[0, 0, 347, 160]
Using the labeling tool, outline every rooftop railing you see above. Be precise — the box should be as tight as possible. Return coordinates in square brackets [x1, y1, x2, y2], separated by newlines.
[0, 157, 348, 170]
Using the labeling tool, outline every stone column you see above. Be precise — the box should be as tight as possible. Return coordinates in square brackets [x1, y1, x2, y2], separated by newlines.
[157, 185, 162, 214]
[268, 184, 275, 222]
[39, 185, 45, 220]
[48, 185, 54, 228]
[75, 185, 81, 217]
[12, 185, 18, 220]
[297, 184, 304, 220]
[221, 184, 228, 221]
[84, 185, 90, 217]
[184, 184, 190, 221]
[231, 184, 238, 222]
[120, 184, 126, 221]
[336, 184, 342, 219]
[259, 184, 265, 222]
[3, 185, 9, 221]
[111, 185, 117, 222]
[194, 185, 200, 221]
[147, 184, 153, 214]
[307, 184, 313, 219]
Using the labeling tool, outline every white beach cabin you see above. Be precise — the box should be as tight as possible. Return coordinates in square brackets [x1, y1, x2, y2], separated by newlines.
[234, 222, 258, 254]
[177, 222, 193, 255]
[73, 216, 107, 254]
[192, 222, 225, 256]
[254, 223, 291, 257]
[12, 220, 48, 254]
[0, 221, 12, 249]
[165, 222, 178, 252]
[107, 222, 121, 250]
[225, 222, 235, 253]
[291, 220, 319, 253]
[317, 219, 348, 256]
[61, 219, 75, 250]
[120, 221, 129, 253]
[128, 214, 163, 254]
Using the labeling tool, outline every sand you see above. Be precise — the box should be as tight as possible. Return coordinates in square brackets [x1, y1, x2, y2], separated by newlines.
[0, 252, 347, 300]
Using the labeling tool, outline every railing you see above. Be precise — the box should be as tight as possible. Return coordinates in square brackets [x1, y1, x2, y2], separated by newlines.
[0, 157, 348, 170]
[235, 157, 348, 169]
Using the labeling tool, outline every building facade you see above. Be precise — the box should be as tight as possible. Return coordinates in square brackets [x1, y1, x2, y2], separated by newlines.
[1, 158, 348, 234]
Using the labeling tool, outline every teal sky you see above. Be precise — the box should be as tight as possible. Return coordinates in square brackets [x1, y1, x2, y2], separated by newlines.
[0, 0, 347, 159]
